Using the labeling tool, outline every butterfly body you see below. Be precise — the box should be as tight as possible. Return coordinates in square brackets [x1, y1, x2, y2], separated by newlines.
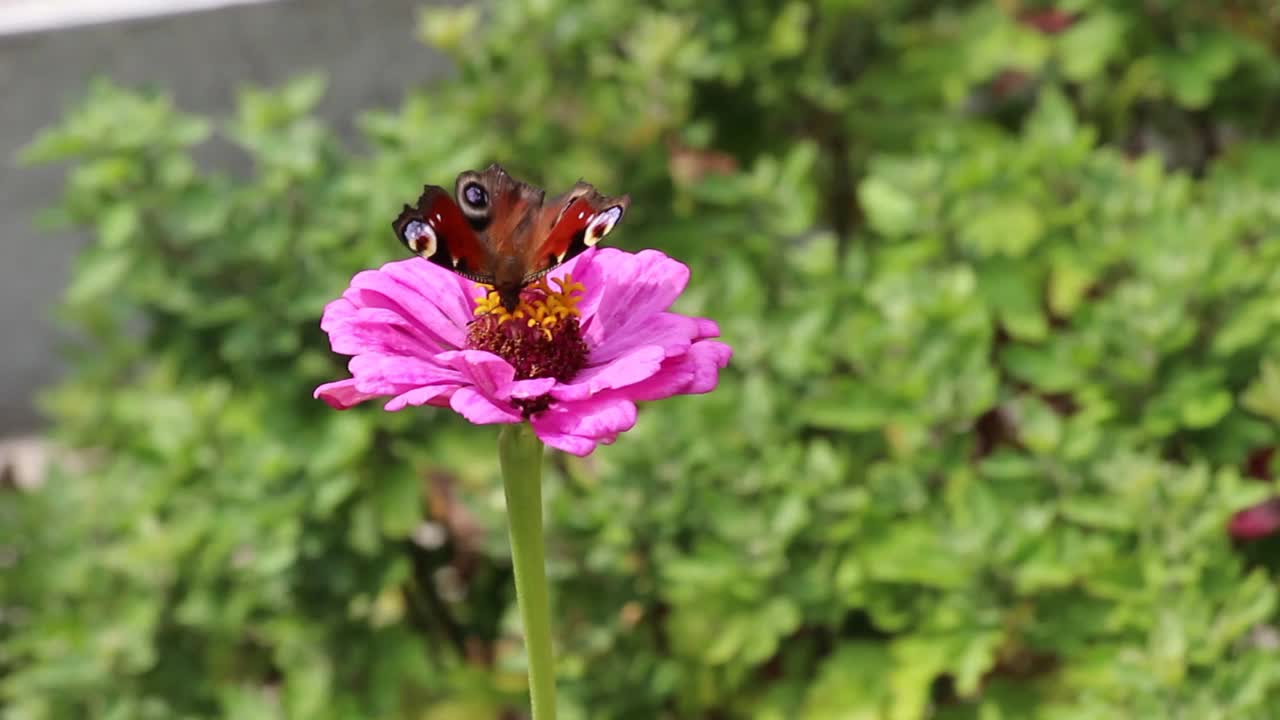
[393, 164, 630, 310]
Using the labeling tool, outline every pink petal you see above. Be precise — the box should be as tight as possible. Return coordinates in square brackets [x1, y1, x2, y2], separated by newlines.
[338, 258, 481, 351]
[341, 361, 453, 400]
[385, 384, 458, 412]
[450, 387, 522, 425]
[682, 340, 733, 394]
[587, 312, 701, 366]
[438, 350, 518, 399]
[534, 431, 600, 457]
[569, 249, 692, 349]
[379, 258, 480, 327]
[324, 306, 443, 358]
[693, 317, 721, 340]
[538, 396, 638, 438]
[616, 366, 694, 403]
[531, 393, 638, 456]
[551, 345, 667, 402]
[349, 354, 464, 387]
[510, 377, 558, 399]
[624, 340, 733, 402]
[342, 278, 463, 349]
[314, 379, 385, 410]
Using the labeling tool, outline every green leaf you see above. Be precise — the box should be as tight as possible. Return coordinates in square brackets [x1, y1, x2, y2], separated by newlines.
[767, 2, 811, 59]
[980, 264, 1048, 341]
[1157, 32, 1241, 109]
[99, 205, 140, 249]
[803, 643, 892, 719]
[960, 201, 1044, 258]
[1010, 396, 1062, 454]
[1025, 84, 1078, 145]
[1048, 252, 1094, 317]
[859, 177, 920, 238]
[1057, 12, 1127, 81]
[1180, 389, 1233, 429]
[374, 467, 423, 537]
[65, 251, 131, 307]
[1242, 359, 1280, 424]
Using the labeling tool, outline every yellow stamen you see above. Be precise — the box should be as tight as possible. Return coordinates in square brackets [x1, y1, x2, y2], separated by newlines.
[471, 273, 586, 333]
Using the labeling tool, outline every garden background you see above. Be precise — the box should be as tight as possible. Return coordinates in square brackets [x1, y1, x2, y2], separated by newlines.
[6, 1, 1280, 718]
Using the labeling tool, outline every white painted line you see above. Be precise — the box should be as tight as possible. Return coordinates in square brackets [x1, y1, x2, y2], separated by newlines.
[0, 0, 278, 37]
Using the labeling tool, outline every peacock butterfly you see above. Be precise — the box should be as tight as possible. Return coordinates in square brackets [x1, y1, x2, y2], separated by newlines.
[392, 164, 630, 311]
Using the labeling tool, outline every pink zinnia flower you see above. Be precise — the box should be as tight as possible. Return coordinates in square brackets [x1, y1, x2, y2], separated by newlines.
[314, 247, 731, 455]
[1230, 499, 1280, 540]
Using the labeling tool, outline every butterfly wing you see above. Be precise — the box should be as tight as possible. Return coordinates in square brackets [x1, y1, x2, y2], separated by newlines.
[392, 186, 492, 282]
[392, 167, 630, 296]
[524, 183, 631, 281]
[459, 165, 546, 264]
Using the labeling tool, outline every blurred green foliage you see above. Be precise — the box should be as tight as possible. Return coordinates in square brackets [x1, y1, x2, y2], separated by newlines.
[7, 0, 1280, 718]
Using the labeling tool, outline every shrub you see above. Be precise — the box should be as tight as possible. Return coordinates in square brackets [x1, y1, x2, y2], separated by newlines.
[6, 1, 1280, 718]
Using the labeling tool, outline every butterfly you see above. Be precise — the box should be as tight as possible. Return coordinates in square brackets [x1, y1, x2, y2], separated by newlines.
[393, 164, 630, 311]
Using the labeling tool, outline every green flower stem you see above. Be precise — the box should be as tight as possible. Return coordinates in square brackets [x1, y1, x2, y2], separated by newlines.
[498, 423, 557, 720]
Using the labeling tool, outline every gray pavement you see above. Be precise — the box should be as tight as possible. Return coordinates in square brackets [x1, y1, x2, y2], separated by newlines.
[0, 0, 456, 434]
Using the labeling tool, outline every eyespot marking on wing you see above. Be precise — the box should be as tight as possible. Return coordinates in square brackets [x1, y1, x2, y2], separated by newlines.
[585, 206, 624, 246]
[403, 220, 437, 256]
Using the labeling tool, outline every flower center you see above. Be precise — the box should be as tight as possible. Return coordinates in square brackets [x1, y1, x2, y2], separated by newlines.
[467, 274, 590, 412]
